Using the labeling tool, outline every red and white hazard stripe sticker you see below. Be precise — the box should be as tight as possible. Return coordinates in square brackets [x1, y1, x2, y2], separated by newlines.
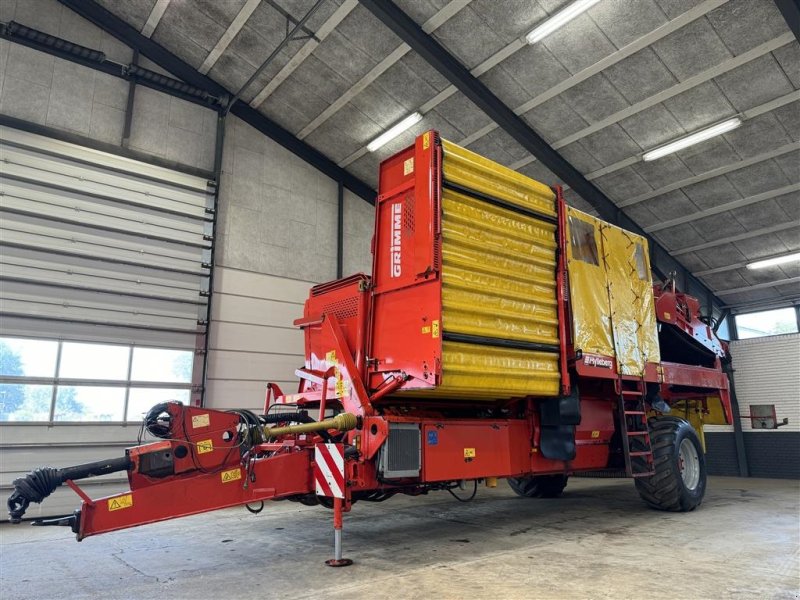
[314, 443, 345, 499]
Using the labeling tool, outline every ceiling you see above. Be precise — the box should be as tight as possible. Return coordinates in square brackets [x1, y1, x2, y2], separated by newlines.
[91, 0, 800, 312]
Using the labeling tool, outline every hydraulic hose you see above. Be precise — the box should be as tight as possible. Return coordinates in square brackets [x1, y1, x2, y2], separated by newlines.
[7, 456, 132, 523]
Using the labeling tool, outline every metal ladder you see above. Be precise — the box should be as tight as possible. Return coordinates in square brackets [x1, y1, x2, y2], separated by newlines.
[618, 380, 655, 477]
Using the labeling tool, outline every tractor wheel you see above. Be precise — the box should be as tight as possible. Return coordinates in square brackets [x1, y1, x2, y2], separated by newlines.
[507, 474, 568, 498]
[635, 416, 706, 512]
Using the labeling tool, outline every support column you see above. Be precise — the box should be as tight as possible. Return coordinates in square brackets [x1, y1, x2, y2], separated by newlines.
[337, 180, 344, 279]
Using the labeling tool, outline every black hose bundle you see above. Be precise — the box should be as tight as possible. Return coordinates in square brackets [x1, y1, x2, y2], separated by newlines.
[143, 402, 173, 439]
[7, 456, 132, 523]
[7, 467, 62, 523]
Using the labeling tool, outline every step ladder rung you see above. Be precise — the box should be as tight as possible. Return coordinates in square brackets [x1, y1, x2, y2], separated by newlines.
[629, 451, 652, 457]
[620, 390, 644, 396]
[624, 410, 646, 415]
[626, 431, 649, 436]
[631, 471, 655, 478]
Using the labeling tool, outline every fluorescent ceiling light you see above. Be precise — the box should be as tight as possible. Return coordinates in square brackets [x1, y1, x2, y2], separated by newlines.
[526, 0, 602, 44]
[642, 118, 742, 162]
[367, 112, 423, 152]
[746, 252, 800, 270]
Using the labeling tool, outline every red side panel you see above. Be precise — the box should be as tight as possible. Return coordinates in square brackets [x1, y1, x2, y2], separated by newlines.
[369, 131, 442, 390]
[302, 274, 370, 378]
[422, 420, 531, 481]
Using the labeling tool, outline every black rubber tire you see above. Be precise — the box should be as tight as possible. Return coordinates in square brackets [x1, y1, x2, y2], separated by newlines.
[635, 416, 706, 512]
[507, 474, 568, 498]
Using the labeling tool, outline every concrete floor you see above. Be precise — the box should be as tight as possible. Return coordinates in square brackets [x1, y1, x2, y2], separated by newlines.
[1, 476, 798, 599]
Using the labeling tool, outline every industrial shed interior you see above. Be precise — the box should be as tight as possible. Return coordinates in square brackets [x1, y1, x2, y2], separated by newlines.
[0, 0, 798, 598]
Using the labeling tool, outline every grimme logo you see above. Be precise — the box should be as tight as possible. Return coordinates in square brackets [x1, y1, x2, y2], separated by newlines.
[390, 202, 402, 277]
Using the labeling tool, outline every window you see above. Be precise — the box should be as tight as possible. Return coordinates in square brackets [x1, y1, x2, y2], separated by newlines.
[734, 307, 798, 339]
[0, 338, 58, 377]
[59, 342, 130, 380]
[568, 216, 599, 265]
[746, 405, 780, 430]
[634, 243, 648, 281]
[0, 337, 194, 423]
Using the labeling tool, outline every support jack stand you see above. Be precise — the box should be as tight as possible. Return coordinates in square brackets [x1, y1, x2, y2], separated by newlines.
[325, 497, 353, 567]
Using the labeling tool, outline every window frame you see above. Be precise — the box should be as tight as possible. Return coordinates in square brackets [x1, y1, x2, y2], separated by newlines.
[733, 306, 800, 340]
[0, 336, 194, 424]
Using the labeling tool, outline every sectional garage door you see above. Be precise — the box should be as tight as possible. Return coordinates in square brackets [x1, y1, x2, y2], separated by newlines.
[0, 124, 215, 517]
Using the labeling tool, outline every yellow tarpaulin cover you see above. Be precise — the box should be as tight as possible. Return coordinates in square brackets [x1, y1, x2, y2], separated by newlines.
[566, 207, 660, 376]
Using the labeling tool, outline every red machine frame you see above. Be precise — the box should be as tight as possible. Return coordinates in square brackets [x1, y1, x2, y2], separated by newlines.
[14, 131, 733, 566]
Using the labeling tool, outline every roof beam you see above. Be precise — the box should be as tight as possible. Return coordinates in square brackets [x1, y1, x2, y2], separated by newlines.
[694, 247, 800, 277]
[646, 183, 800, 234]
[341, 0, 726, 167]
[360, 0, 726, 309]
[672, 222, 799, 256]
[724, 296, 800, 311]
[619, 140, 800, 208]
[716, 276, 800, 296]
[141, 0, 170, 38]
[510, 34, 796, 171]
[58, 0, 375, 203]
[774, 0, 800, 41]
[248, 0, 358, 108]
[198, 0, 261, 74]
[561, 87, 799, 191]
[460, 0, 728, 147]
[297, 0, 471, 140]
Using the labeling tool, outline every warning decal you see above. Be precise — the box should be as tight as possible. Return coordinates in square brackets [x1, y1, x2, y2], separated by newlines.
[191, 413, 210, 428]
[197, 439, 213, 454]
[314, 443, 345, 499]
[108, 494, 133, 512]
[221, 468, 242, 483]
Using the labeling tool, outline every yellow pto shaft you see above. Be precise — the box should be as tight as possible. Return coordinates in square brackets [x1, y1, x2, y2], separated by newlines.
[263, 413, 358, 438]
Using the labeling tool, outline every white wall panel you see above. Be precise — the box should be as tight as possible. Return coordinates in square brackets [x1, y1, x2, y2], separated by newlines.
[211, 294, 302, 328]
[729, 333, 800, 433]
[209, 321, 303, 355]
[206, 117, 376, 411]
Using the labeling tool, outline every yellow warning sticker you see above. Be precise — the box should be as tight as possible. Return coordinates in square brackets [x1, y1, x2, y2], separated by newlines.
[432, 320, 440, 338]
[403, 157, 414, 176]
[663, 312, 671, 320]
[191, 413, 210, 429]
[422, 132, 430, 150]
[221, 468, 242, 484]
[326, 350, 337, 365]
[591, 430, 600, 439]
[108, 494, 133, 512]
[464, 448, 476, 458]
[421, 326, 431, 335]
[335, 376, 347, 398]
[197, 439, 213, 454]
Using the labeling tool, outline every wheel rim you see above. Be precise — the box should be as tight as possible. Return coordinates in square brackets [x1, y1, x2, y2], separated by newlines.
[678, 438, 700, 490]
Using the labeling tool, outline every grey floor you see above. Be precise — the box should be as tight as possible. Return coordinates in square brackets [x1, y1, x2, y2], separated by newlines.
[1, 476, 798, 599]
